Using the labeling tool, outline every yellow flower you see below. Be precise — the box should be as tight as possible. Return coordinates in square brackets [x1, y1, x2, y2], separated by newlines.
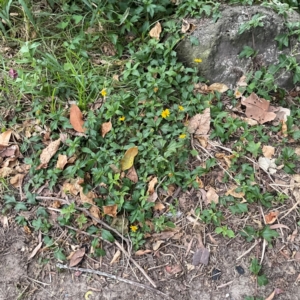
[178, 105, 184, 111]
[154, 87, 158, 93]
[161, 109, 170, 119]
[130, 225, 138, 232]
[119, 116, 125, 121]
[194, 58, 202, 63]
[100, 89, 107, 97]
[179, 134, 186, 139]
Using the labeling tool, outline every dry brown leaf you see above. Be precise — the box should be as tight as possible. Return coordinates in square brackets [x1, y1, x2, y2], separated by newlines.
[0, 130, 12, 149]
[0, 145, 18, 158]
[152, 230, 179, 240]
[196, 176, 204, 188]
[70, 104, 85, 133]
[265, 288, 284, 300]
[101, 121, 112, 138]
[226, 185, 244, 198]
[167, 184, 176, 196]
[181, 19, 190, 33]
[147, 176, 158, 195]
[195, 135, 208, 147]
[28, 242, 43, 260]
[265, 211, 279, 224]
[0, 167, 13, 177]
[69, 247, 86, 267]
[165, 264, 182, 275]
[147, 191, 158, 202]
[56, 154, 68, 170]
[80, 189, 96, 205]
[154, 202, 165, 211]
[206, 187, 219, 204]
[188, 108, 210, 135]
[103, 204, 118, 217]
[208, 83, 228, 93]
[241, 93, 276, 124]
[262, 145, 275, 159]
[149, 22, 162, 40]
[10, 173, 25, 188]
[52, 200, 61, 208]
[37, 138, 61, 169]
[288, 228, 298, 242]
[153, 240, 164, 251]
[89, 206, 100, 223]
[281, 120, 288, 137]
[269, 224, 289, 230]
[0, 216, 8, 228]
[135, 249, 152, 256]
[126, 166, 138, 183]
[110, 249, 121, 265]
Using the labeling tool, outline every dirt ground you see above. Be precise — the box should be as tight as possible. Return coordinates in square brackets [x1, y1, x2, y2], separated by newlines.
[1, 189, 300, 300]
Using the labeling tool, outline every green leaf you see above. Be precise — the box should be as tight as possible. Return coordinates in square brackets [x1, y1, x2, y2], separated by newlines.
[260, 225, 279, 242]
[165, 221, 176, 228]
[72, 15, 83, 24]
[226, 229, 235, 238]
[54, 248, 66, 261]
[36, 207, 49, 218]
[15, 202, 27, 212]
[191, 149, 198, 157]
[101, 229, 115, 242]
[249, 258, 261, 275]
[4, 195, 17, 204]
[246, 141, 261, 157]
[239, 46, 255, 58]
[215, 227, 223, 234]
[275, 33, 289, 50]
[257, 274, 268, 286]
[189, 36, 199, 46]
[43, 236, 54, 247]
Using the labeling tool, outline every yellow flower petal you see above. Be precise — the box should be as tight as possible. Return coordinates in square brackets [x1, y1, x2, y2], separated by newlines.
[194, 58, 202, 63]
[101, 89, 107, 96]
[161, 109, 170, 119]
[178, 105, 184, 111]
[179, 134, 186, 139]
[119, 116, 125, 121]
[130, 225, 138, 232]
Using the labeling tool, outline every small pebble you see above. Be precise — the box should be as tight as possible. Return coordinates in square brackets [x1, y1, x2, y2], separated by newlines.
[211, 268, 221, 280]
[235, 265, 245, 275]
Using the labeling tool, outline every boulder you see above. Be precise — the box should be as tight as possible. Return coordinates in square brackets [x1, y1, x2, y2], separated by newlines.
[176, 5, 300, 90]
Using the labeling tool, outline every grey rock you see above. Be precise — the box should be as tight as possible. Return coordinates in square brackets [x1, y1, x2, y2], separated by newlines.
[176, 5, 300, 89]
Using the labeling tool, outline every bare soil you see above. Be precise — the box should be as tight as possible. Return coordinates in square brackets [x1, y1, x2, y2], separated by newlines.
[1, 189, 300, 300]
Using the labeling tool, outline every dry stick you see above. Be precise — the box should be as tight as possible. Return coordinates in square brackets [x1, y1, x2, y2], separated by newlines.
[38, 196, 156, 288]
[236, 239, 261, 261]
[56, 263, 172, 299]
[280, 199, 300, 220]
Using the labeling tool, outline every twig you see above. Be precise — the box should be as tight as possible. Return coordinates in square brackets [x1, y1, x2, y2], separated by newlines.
[26, 276, 50, 286]
[280, 199, 300, 220]
[217, 281, 233, 289]
[56, 263, 172, 299]
[236, 239, 260, 260]
[114, 240, 157, 288]
[42, 196, 157, 289]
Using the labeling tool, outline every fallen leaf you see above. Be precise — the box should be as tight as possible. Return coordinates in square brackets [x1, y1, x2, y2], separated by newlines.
[56, 154, 68, 170]
[154, 202, 165, 211]
[149, 22, 162, 40]
[10, 173, 25, 188]
[167, 184, 176, 196]
[262, 145, 275, 158]
[89, 205, 100, 223]
[208, 83, 228, 93]
[265, 288, 284, 300]
[241, 93, 276, 124]
[120, 146, 138, 171]
[147, 191, 158, 202]
[192, 247, 210, 266]
[281, 120, 288, 137]
[269, 224, 289, 230]
[0, 216, 8, 228]
[206, 187, 219, 204]
[70, 104, 85, 133]
[295, 252, 300, 261]
[165, 264, 182, 275]
[126, 166, 138, 183]
[101, 121, 112, 138]
[135, 249, 152, 256]
[288, 228, 298, 242]
[265, 211, 279, 224]
[196, 177, 204, 188]
[0, 166, 13, 177]
[52, 200, 61, 208]
[0, 129, 12, 149]
[37, 138, 61, 169]
[103, 204, 118, 217]
[110, 249, 121, 264]
[69, 247, 86, 267]
[28, 242, 43, 260]
[226, 185, 244, 198]
[153, 240, 164, 251]
[152, 230, 180, 240]
[181, 19, 191, 33]
[80, 189, 96, 205]
[188, 108, 211, 135]
[147, 176, 158, 195]
[258, 157, 277, 174]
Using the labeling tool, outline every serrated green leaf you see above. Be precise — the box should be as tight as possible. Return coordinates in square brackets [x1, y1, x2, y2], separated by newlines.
[257, 274, 268, 286]
[54, 248, 66, 261]
[15, 202, 27, 212]
[260, 226, 279, 242]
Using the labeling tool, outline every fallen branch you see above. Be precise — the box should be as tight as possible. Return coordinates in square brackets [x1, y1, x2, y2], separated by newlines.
[56, 263, 172, 299]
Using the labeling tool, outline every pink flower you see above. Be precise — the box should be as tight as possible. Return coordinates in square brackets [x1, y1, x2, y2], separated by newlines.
[8, 68, 18, 79]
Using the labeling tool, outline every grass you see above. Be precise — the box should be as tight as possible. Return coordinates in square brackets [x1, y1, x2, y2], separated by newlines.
[1, 0, 300, 298]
